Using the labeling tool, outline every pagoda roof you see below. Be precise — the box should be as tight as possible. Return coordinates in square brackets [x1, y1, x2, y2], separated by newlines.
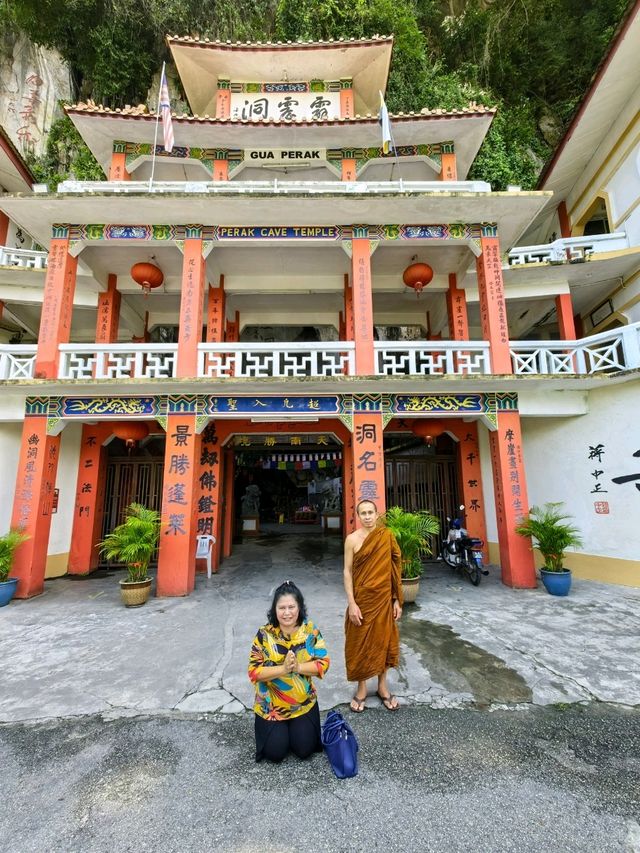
[65, 104, 495, 179]
[167, 35, 394, 116]
[0, 126, 35, 193]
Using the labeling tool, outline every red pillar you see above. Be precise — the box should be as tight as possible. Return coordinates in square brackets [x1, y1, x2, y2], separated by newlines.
[558, 200, 572, 238]
[207, 276, 225, 342]
[441, 152, 457, 181]
[216, 85, 230, 119]
[476, 235, 512, 373]
[223, 447, 235, 558]
[108, 152, 131, 181]
[343, 438, 356, 534]
[455, 422, 489, 562]
[177, 237, 206, 378]
[157, 413, 200, 596]
[341, 159, 356, 181]
[556, 294, 577, 339]
[35, 237, 78, 378]
[489, 411, 536, 588]
[351, 238, 375, 375]
[0, 210, 9, 245]
[446, 273, 469, 340]
[68, 424, 110, 575]
[96, 274, 121, 343]
[213, 158, 229, 181]
[10, 417, 60, 598]
[196, 421, 223, 573]
[352, 413, 386, 513]
[340, 86, 354, 119]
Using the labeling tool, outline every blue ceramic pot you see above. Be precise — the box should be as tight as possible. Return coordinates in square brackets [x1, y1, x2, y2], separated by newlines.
[540, 568, 572, 596]
[0, 577, 19, 606]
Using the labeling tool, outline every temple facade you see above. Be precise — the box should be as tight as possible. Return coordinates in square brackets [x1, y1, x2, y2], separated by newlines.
[1, 23, 639, 599]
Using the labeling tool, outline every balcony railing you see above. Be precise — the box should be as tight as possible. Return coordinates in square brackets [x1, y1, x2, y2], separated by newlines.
[1, 324, 638, 382]
[508, 232, 630, 266]
[0, 246, 48, 270]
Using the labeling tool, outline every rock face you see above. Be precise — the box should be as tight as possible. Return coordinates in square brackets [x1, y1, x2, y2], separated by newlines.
[0, 32, 72, 158]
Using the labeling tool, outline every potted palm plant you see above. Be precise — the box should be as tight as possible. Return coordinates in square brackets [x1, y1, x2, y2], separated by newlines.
[382, 506, 440, 603]
[0, 529, 28, 607]
[99, 503, 161, 607]
[515, 502, 583, 596]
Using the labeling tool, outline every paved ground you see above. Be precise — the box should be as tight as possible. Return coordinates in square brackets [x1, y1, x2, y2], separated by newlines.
[1, 533, 639, 851]
[1, 532, 639, 722]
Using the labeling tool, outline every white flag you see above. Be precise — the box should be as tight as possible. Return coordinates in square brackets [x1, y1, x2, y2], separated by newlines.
[379, 91, 392, 155]
[160, 70, 174, 153]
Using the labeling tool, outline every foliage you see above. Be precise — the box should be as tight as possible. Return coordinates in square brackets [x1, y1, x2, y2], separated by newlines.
[0, 529, 29, 582]
[99, 503, 160, 582]
[382, 506, 440, 579]
[515, 502, 582, 572]
[26, 115, 103, 190]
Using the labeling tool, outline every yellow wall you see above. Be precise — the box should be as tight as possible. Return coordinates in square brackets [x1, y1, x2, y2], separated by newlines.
[45, 553, 68, 579]
[487, 541, 639, 587]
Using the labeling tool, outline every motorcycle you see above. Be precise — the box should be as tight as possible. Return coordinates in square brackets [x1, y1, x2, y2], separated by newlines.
[439, 505, 488, 586]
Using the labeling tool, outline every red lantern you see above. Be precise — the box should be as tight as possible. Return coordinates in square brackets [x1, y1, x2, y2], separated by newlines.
[403, 262, 434, 295]
[112, 422, 150, 452]
[411, 419, 447, 445]
[131, 262, 164, 295]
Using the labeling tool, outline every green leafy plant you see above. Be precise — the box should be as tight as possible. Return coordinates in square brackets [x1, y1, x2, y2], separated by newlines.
[382, 506, 440, 579]
[515, 502, 582, 572]
[0, 529, 29, 582]
[99, 503, 160, 582]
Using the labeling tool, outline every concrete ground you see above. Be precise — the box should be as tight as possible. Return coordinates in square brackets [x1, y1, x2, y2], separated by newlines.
[1, 533, 639, 852]
[1, 532, 639, 722]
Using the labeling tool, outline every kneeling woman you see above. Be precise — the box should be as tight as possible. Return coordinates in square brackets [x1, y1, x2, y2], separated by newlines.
[248, 581, 330, 763]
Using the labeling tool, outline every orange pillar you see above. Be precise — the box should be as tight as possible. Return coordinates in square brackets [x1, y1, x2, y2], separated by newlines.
[157, 413, 200, 596]
[446, 273, 469, 340]
[489, 411, 536, 588]
[10, 417, 60, 598]
[341, 158, 357, 181]
[177, 237, 206, 378]
[96, 274, 121, 342]
[223, 446, 235, 558]
[108, 151, 131, 181]
[207, 277, 225, 342]
[475, 235, 512, 373]
[340, 85, 354, 119]
[196, 421, 223, 573]
[216, 84, 230, 118]
[0, 210, 9, 245]
[558, 200, 571, 238]
[35, 237, 78, 378]
[351, 237, 375, 375]
[455, 422, 488, 562]
[225, 311, 240, 342]
[441, 152, 457, 181]
[68, 424, 110, 575]
[343, 438, 356, 534]
[556, 294, 577, 339]
[213, 157, 229, 181]
[352, 412, 386, 513]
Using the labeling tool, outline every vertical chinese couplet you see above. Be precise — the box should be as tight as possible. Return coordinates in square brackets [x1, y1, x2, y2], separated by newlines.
[157, 414, 200, 596]
[10, 417, 61, 597]
[446, 273, 469, 341]
[488, 411, 536, 588]
[351, 239, 375, 375]
[96, 274, 121, 344]
[352, 413, 386, 515]
[456, 422, 488, 558]
[177, 238, 206, 378]
[68, 424, 109, 575]
[476, 236, 512, 373]
[342, 439, 356, 534]
[35, 237, 78, 378]
[196, 421, 223, 573]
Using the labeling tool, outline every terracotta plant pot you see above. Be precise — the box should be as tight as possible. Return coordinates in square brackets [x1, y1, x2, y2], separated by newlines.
[401, 577, 420, 604]
[119, 578, 152, 607]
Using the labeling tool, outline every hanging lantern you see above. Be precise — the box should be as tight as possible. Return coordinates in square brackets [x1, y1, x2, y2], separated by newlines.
[411, 419, 446, 445]
[112, 422, 150, 452]
[403, 262, 434, 296]
[130, 262, 164, 296]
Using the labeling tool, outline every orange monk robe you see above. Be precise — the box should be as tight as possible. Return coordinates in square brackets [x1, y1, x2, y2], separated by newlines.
[344, 524, 404, 682]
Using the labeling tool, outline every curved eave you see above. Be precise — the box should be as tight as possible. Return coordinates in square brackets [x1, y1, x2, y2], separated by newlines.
[167, 36, 394, 117]
[0, 189, 550, 251]
[0, 128, 35, 193]
[65, 108, 495, 180]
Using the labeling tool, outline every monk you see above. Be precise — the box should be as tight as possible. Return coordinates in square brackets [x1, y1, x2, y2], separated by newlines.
[343, 499, 403, 712]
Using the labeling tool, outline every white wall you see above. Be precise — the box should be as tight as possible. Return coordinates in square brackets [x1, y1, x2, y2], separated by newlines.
[48, 422, 82, 555]
[521, 380, 640, 561]
[0, 422, 22, 534]
[478, 422, 497, 543]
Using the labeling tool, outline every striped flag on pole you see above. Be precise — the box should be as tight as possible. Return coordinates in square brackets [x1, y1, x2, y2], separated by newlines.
[379, 91, 392, 154]
[160, 70, 174, 153]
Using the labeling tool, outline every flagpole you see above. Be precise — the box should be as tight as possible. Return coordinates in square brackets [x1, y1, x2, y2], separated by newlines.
[388, 121, 404, 192]
[148, 62, 165, 191]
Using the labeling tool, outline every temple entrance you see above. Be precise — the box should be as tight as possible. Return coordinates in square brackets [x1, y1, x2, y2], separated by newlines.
[100, 434, 166, 565]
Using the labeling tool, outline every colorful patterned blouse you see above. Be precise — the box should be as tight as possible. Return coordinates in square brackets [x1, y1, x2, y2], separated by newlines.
[248, 620, 330, 721]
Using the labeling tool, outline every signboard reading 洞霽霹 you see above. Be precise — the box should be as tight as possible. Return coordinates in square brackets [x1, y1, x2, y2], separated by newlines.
[231, 91, 340, 122]
[245, 148, 327, 164]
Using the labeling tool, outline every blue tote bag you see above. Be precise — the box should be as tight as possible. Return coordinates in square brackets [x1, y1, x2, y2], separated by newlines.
[321, 710, 359, 778]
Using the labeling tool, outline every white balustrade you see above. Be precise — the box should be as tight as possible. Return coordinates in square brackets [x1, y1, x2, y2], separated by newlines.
[0, 246, 48, 270]
[508, 232, 629, 266]
[511, 324, 640, 375]
[58, 344, 178, 379]
[375, 341, 492, 375]
[198, 342, 355, 378]
[0, 345, 37, 379]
